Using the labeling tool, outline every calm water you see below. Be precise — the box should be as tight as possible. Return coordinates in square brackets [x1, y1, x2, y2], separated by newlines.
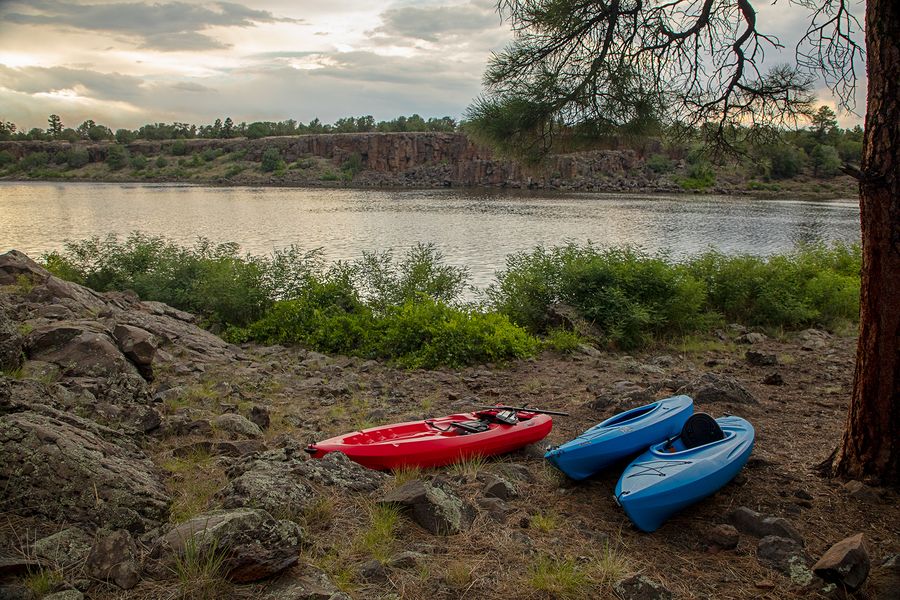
[0, 182, 860, 289]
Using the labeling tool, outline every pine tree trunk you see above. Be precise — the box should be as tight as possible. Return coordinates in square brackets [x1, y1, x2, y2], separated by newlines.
[832, 0, 900, 484]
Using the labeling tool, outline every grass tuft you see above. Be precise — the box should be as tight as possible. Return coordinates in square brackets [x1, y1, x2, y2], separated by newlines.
[171, 537, 230, 600]
[447, 453, 488, 481]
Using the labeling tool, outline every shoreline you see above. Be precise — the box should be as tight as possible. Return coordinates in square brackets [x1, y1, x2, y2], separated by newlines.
[0, 174, 860, 202]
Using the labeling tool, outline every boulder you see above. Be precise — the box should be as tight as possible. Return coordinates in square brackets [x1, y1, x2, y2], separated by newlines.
[727, 507, 803, 544]
[249, 405, 270, 430]
[380, 479, 474, 535]
[112, 324, 157, 367]
[0, 398, 169, 532]
[797, 329, 830, 350]
[295, 451, 386, 492]
[213, 413, 263, 438]
[26, 321, 138, 379]
[32, 528, 94, 571]
[613, 574, 674, 600]
[85, 530, 141, 589]
[762, 372, 785, 386]
[0, 250, 106, 315]
[812, 533, 871, 592]
[158, 508, 304, 583]
[219, 457, 315, 517]
[678, 373, 757, 405]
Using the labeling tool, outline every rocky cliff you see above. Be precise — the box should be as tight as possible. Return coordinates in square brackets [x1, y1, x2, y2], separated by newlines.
[0, 132, 661, 191]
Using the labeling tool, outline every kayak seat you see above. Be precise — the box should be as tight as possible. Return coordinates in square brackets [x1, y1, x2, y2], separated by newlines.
[680, 413, 725, 449]
[450, 420, 492, 434]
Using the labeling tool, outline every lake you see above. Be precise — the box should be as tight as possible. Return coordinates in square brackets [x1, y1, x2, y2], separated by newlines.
[0, 182, 860, 289]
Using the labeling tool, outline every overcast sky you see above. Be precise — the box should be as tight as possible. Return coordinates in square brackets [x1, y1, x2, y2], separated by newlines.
[0, 0, 866, 131]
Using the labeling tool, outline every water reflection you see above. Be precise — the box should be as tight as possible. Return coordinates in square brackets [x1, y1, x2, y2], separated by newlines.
[0, 182, 861, 290]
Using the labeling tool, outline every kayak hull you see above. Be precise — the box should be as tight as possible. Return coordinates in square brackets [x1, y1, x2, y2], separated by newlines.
[615, 415, 755, 532]
[306, 411, 553, 470]
[545, 395, 694, 480]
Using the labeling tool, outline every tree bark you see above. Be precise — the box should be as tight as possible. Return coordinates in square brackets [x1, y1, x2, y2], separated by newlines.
[832, 0, 900, 484]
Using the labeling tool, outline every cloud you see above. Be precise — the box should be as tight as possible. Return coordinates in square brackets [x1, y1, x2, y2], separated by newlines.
[373, 1, 500, 42]
[0, 64, 144, 101]
[0, 0, 301, 51]
[170, 81, 215, 92]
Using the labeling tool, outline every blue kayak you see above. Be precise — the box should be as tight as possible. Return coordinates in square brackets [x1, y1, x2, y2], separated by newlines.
[614, 415, 755, 532]
[545, 395, 694, 480]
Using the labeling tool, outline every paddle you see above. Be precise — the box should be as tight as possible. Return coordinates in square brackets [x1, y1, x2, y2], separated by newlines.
[476, 404, 570, 416]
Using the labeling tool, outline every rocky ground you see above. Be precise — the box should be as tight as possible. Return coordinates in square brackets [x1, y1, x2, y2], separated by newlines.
[0, 249, 897, 600]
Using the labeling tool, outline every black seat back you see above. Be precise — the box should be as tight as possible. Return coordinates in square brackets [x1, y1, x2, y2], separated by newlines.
[681, 413, 725, 449]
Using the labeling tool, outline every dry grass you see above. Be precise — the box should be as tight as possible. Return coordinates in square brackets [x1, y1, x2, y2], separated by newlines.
[160, 448, 226, 523]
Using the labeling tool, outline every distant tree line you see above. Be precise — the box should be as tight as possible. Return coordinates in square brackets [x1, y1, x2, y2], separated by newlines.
[0, 113, 460, 144]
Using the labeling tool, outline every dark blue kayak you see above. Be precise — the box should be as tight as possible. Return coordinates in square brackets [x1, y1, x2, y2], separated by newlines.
[544, 395, 694, 480]
[614, 415, 754, 532]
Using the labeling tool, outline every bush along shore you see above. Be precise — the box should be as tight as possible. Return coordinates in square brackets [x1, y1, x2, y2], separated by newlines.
[2, 243, 897, 600]
[0, 132, 860, 197]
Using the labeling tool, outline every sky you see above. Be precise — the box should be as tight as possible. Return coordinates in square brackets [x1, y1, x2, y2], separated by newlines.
[0, 0, 867, 132]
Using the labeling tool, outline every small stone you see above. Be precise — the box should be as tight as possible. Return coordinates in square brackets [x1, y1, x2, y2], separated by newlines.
[757, 536, 813, 583]
[754, 579, 776, 589]
[727, 507, 804, 544]
[388, 551, 426, 569]
[475, 497, 508, 523]
[480, 473, 516, 500]
[812, 533, 871, 591]
[85, 530, 141, 590]
[763, 372, 784, 386]
[355, 559, 386, 581]
[843, 480, 881, 502]
[705, 524, 740, 550]
[736, 332, 767, 344]
[794, 489, 813, 501]
[249, 405, 270, 430]
[614, 574, 673, 600]
[745, 350, 777, 366]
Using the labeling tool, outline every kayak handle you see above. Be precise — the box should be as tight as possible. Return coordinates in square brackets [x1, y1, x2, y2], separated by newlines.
[477, 405, 569, 417]
[303, 444, 319, 455]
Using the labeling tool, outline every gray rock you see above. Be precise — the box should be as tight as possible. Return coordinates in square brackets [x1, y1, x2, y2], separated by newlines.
[745, 351, 777, 366]
[32, 528, 93, 571]
[705, 524, 740, 550]
[380, 479, 474, 535]
[475, 497, 508, 523]
[797, 329, 829, 350]
[679, 373, 757, 404]
[727, 507, 803, 544]
[173, 439, 264, 458]
[219, 459, 314, 517]
[480, 473, 516, 500]
[757, 536, 813, 584]
[85, 530, 141, 589]
[26, 321, 138, 379]
[0, 250, 106, 315]
[213, 413, 263, 438]
[812, 533, 871, 591]
[260, 565, 351, 600]
[354, 559, 386, 581]
[296, 451, 386, 492]
[113, 324, 157, 367]
[613, 574, 673, 600]
[157, 508, 304, 583]
[0, 392, 169, 532]
[736, 332, 767, 344]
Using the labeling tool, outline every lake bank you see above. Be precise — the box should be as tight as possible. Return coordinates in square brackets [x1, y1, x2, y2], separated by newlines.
[0, 133, 860, 199]
[1, 249, 896, 599]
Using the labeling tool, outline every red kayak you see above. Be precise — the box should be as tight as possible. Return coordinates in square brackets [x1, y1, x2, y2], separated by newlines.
[304, 407, 557, 470]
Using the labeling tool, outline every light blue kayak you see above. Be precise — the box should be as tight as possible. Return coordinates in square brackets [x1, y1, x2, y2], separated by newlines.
[544, 395, 694, 480]
[615, 415, 755, 532]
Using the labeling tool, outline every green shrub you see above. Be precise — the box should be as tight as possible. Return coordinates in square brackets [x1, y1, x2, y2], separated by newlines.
[768, 144, 805, 179]
[341, 152, 363, 176]
[0, 150, 15, 167]
[224, 164, 244, 178]
[678, 161, 716, 190]
[106, 145, 128, 170]
[645, 153, 673, 173]
[260, 147, 283, 172]
[66, 149, 90, 168]
[20, 152, 49, 170]
[156, 156, 169, 168]
[201, 148, 220, 162]
[543, 328, 584, 353]
[320, 171, 339, 181]
[130, 154, 148, 170]
[171, 140, 187, 156]
[810, 144, 842, 178]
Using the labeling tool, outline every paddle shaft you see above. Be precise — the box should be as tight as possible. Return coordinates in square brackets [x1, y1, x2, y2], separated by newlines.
[477, 405, 569, 416]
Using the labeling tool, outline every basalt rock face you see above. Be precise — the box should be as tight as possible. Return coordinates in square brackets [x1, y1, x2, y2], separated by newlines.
[0, 133, 651, 190]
